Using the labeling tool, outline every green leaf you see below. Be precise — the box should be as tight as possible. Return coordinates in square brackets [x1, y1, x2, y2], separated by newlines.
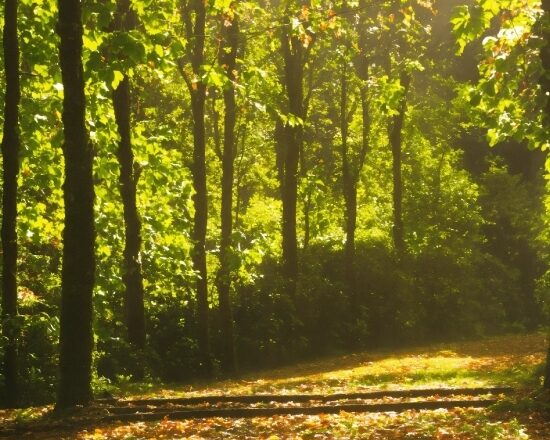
[111, 70, 125, 89]
[154, 44, 164, 58]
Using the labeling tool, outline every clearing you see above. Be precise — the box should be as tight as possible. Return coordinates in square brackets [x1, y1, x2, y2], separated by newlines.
[1, 332, 549, 439]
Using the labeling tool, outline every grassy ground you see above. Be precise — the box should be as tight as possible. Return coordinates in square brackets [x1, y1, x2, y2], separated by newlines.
[115, 332, 546, 398]
[1, 332, 549, 439]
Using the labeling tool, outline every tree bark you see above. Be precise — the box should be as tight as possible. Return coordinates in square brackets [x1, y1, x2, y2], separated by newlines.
[280, 18, 305, 295]
[56, 0, 96, 408]
[545, 335, 550, 389]
[112, 0, 146, 350]
[340, 60, 357, 307]
[541, 0, 550, 390]
[1, 0, 20, 408]
[388, 72, 410, 257]
[275, 118, 286, 196]
[179, 0, 212, 376]
[191, 84, 211, 376]
[216, 9, 239, 375]
[302, 194, 311, 252]
[341, 0, 370, 314]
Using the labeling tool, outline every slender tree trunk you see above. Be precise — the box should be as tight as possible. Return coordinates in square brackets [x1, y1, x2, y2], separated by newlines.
[389, 72, 410, 257]
[541, 0, 550, 390]
[114, 77, 146, 348]
[56, 0, 96, 408]
[216, 9, 239, 375]
[280, 25, 304, 295]
[177, 0, 211, 377]
[300, 63, 314, 254]
[275, 118, 286, 196]
[112, 0, 146, 350]
[345, 84, 370, 315]
[1, 0, 20, 408]
[340, 60, 357, 307]
[343, 187, 357, 296]
[339, 0, 370, 317]
[191, 86, 211, 377]
[302, 194, 311, 252]
[234, 122, 248, 230]
[186, 0, 211, 376]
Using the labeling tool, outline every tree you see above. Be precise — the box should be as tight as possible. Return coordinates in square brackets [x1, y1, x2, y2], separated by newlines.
[541, 0, 550, 390]
[177, 0, 212, 376]
[341, 0, 371, 313]
[56, 0, 96, 408]
[452, 0, 550, 388]
[0, 0, 548, 404]
[215, 3, 239, 375]
[279, 2, 313, 295]
[451, 0, 546, 148]
[388, 72, 411, 256]
[111, 0, 146, 350]
[1, 0, 21, 408]
[383, 1, 428, 257]
[377, 1, 431, 258]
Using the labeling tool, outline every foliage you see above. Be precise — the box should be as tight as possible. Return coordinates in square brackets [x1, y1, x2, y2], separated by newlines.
[0, 0, 547, 410]
[452, 0, 548, 149]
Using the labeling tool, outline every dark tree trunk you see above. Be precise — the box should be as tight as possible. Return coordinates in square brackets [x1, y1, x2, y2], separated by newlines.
[302, 194, 311, 252]
[300, 67, 314, 254]
[341, 0, 370, 315]
[275, 118, 286, 196]
[340, 60, 357, 307]
[191, 86, 211, 377]
[216, 10, 239, 375]
[112, 0, 146, 350]
[234, 122, 248, 230]
[388, 72, 410, 257]
[1, 0, 20, 409]
[179, 0, 211, 376]
[541, 0, 550, 390]
[56, 0, 96, 408]
[343, 186, 357, 297]
[280, 25, 305, 295]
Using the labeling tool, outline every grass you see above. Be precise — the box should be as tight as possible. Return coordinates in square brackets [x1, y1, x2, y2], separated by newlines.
[124, 332, 546, 399]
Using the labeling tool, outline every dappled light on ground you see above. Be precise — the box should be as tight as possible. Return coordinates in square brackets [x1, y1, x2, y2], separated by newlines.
[1, 333, 548, 439]
[133, 333, 546, 399]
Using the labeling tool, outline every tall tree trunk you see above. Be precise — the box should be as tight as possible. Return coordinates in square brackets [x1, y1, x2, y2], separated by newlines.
[340, 60, 357, 308]
[234, 121, 248, 230]
[191, 85, 211, 376]
[302, 194, 311, 252]
[112, 0, 146, 350]
[216, 9, 239, 375]
[56, 0, 96, 408]
[275, 118, 286, 197]
[389, 72, 410, 257]
[179, 0, 211, 376]
[300, 66, 314, 254]
[340, 0, 370, 317]
[541, 0, 550, 390]
[1, 0, 20, 408]
[280, 21, 305, 295]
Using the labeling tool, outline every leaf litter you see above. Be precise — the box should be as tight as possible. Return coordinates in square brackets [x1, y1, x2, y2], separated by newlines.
[1, 332, 548, 439]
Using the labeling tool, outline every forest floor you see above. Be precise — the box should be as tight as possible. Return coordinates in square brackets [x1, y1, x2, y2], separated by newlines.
[1, 332, 549, 439]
